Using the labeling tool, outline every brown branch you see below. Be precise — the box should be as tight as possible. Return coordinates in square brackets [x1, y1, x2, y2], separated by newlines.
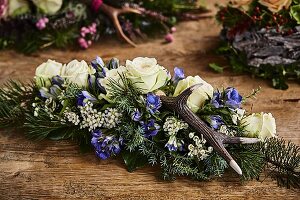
[99, 4, 141, 47]
[159, 84, 260, 175]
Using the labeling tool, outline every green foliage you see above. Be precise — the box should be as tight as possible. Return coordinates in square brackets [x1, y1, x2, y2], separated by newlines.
[230, 144, 265, 181]
[122, 150, 148, 172]
[0, 80, 35, 128]
[204, 152, 228, 177]
[262, 138, 300, 189]
[213, 41, 300, 90]
[209, 63, 223, 73]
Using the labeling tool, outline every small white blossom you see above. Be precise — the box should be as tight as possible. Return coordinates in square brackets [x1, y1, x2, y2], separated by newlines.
[63, 111, 80, 125]
[103, 108, 122, 129]
[188, 134, 213, 160]
[163, 117, 188, 136]
[189, 132, 195, 139]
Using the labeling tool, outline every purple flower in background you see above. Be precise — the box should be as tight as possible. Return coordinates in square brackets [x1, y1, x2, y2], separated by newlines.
[209, 115, 224, 130]
[211, 90, 222, 108]
[0, 0, 8, 19]
[77, 91, 97, 106]
[165, 33, 174, 43]
[132, 109, 142, 122]
[91, 0, 103, 12]
[172, 67, 185, 84]
[225, 87, 242, 109]
[36, 17, 49, 30]
[146, 93, 161, 114]
[91, 130, 123, 160]
[141, 119, 160, 138]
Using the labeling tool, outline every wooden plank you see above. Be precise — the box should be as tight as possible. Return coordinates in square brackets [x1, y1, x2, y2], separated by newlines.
[0, 1, 299, 199]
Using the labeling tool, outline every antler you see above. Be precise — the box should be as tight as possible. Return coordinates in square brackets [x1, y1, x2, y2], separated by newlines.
[99, 3, 142, 47]
[159, 84, 260, 175]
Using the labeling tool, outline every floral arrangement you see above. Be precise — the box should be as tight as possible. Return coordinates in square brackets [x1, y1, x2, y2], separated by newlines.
[0, 0, 207, 53]
[0, 56, 299, 188]
[213, 0, 300, 89]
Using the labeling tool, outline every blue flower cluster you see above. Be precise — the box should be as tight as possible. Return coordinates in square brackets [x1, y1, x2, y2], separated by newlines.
[91, 130, 123, 160]
[209, 115, 224, 130]
[172, 67, 185, 84]
[39, 76, 64, 99]
[77, 91, 97, 106]
[209, 87, 243, 130]
[212, 87, 243, 109]
[140, 119, 160, 138]
[165, 136, 184, 152]
[146, 93, 161, 114]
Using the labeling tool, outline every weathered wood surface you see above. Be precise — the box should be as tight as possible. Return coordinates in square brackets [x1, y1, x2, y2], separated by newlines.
[0, 1, 299, 199]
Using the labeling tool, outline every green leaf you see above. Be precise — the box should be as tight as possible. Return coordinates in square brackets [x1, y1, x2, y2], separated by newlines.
[290, 5, 300, 24]
[121, 150, 148, 172]
[272, 78, 289, 90]
[209, 63, 224, 73]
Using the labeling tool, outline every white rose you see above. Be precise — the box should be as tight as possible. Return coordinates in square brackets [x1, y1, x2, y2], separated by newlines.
[61, 60, 95, 87]
[100, 66, 127, 92]
[32, 0, 63, 15]
[173, 76, 214, 113]
[35, 59, 62, 87]
[126, 57, 171, 94]
[8, 0, 29, 17]
[242, 112, 277, 140]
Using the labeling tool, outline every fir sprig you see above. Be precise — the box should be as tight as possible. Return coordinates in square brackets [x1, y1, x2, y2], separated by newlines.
[262, 138, 300, 188]
[0, 80, 35, 128]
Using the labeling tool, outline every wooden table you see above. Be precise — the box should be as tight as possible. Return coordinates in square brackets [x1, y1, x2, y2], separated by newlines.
[0, 1, 299, 199]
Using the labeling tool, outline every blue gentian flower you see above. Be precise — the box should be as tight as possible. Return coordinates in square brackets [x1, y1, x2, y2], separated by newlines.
[146, 93, 162, 114]
[225, 87, 242, 109]
[141, 119, 160, 138]
[209, 115, 224, 130]
[51, 75, 64, 86]
[49, 85, 62, 96]
[88, 75, 106, 94]
[91, 129, 123, 160]
[106, 58, 119, 69]
[91, 56, 105, 69]
[172, 67, 185, 84]
[165, 136, 178, 151]
[211, 90, 222, 108]
[132, 109, 142, 122]
[77, 91, 97, 106]
[91, 56, 106, 78]
[165, 136, 185, 152]
[39, 87, 54, 99]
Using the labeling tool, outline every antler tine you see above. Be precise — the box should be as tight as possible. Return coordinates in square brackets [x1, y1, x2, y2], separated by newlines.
[100, 4, 142, 47]
[160, 84, 259, 175]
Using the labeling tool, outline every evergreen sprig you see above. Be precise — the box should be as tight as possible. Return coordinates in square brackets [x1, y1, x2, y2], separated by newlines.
[262, 138, 300, 188]
[0, 80, 35, 128]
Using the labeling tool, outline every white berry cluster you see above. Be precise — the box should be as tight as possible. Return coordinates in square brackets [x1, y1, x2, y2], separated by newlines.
[219, 125, 236, 136]
[187, 132, 213, 160]
[63, 109, 80, 125]
[79, 101, 105, 131]
[32, 97, 56, 118]
[77, 102, 122, 131]
[102, 108, 122, 129]
[163, 117, 189, 136]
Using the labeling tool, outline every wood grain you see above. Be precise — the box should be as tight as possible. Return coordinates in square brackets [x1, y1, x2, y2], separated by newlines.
[0, 1, 299, 199]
